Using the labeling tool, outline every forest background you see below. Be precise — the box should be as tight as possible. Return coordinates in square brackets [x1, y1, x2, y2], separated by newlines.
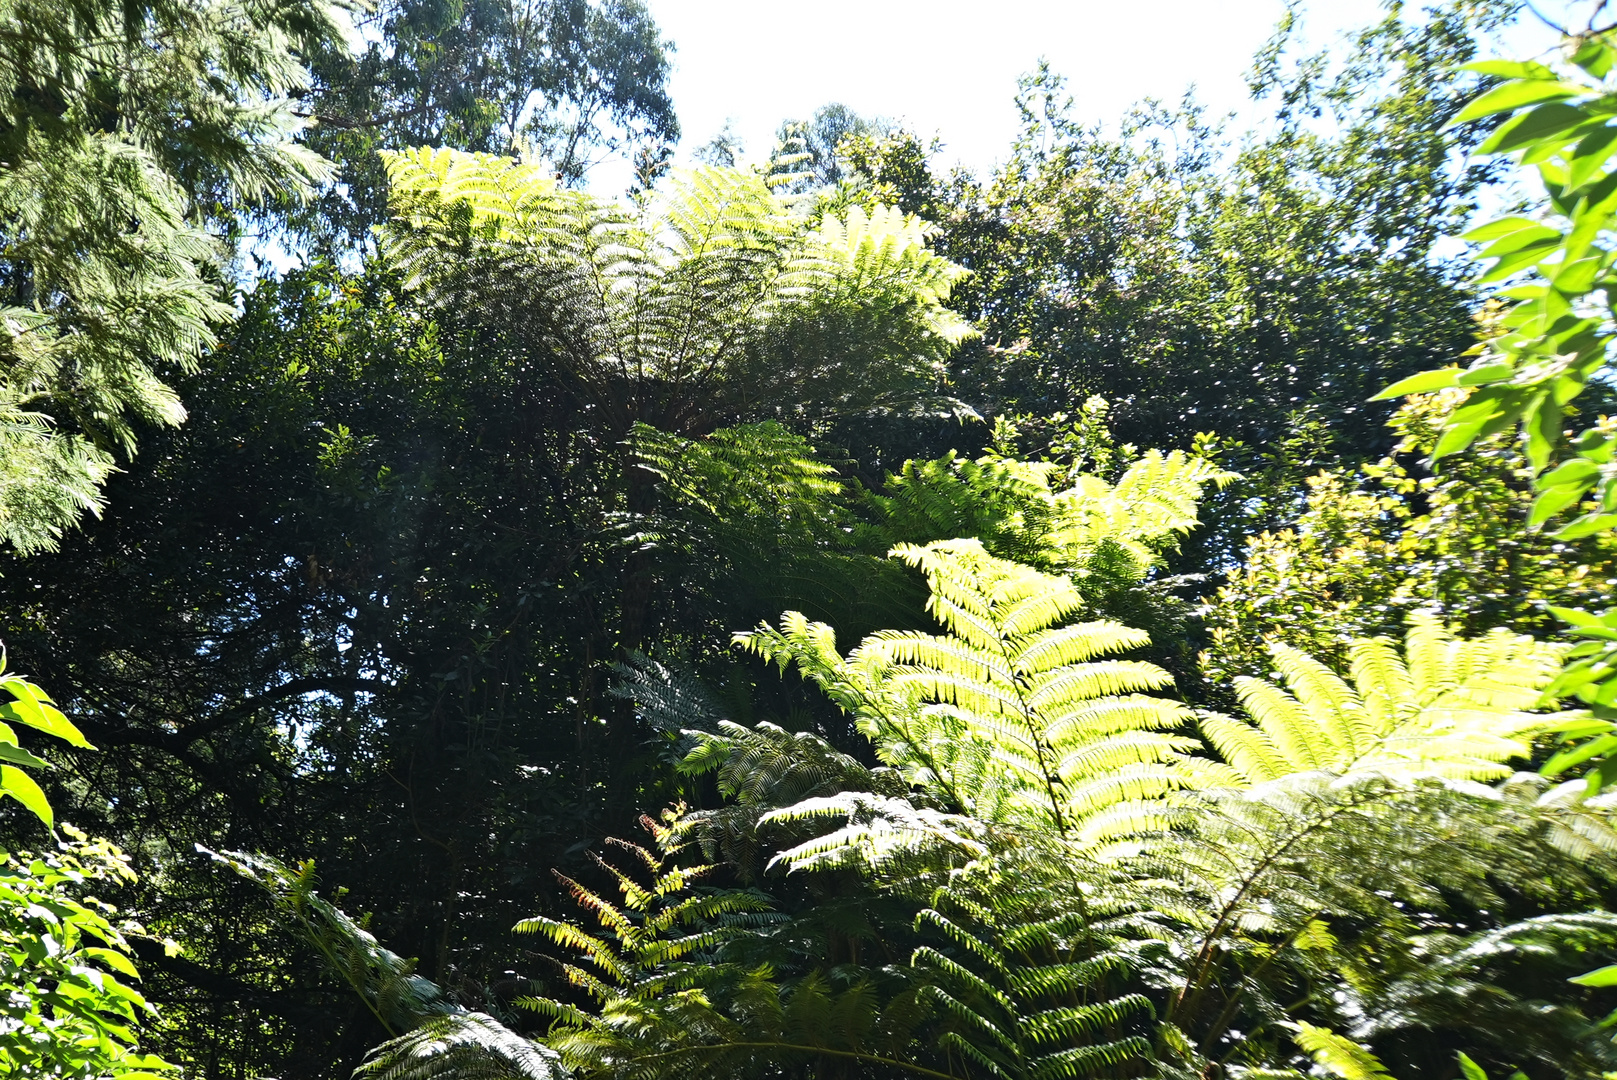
[9, 0, 1617, 1077]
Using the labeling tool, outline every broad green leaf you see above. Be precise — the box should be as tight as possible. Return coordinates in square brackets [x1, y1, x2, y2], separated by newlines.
[1572, 39, 1616, 78]
[1371, 368, 1459, 400]
[1456, 1052, 1489, 1080]
[1549, 605, 1617, 628]
[1571, 964, 1617, 986]
[1543, 733, 1617, 775]
[0, 743, 49, 769]
[1482, 102, 1593, 154]
[1476, 223, 1560, 257]
[1453, 80, 1581, 123]
[0, 689, 93, 749]
[1555, 255, 1606, 294]
[1529, 482, 1589, 525]
[1464, 60, 1559, 81]
[1462, 216, 1551, 242]
[0, 764, 52, 828]
[1478, 239, 1561, 282]
[1539, 457, 1601, 486]
[1575, 428, 1617, 462]
[1568, 127, 1617, 189]
[1556, 512, 1617, 539]
[1456, 363, 1515, 386]
[83, 947, 141, 979]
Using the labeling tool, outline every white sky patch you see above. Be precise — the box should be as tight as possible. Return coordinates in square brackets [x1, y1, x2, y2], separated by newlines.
[616, 0, 1583, 192]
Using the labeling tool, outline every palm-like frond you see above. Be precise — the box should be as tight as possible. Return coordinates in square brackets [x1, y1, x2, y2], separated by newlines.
[207, 849, 456, 1035]
[379, 149, 971, 431]
[740, 539, 1196, 839]
[1287, 1023, 1393, 1080]
[624, 421, 922, 633]
[1201, 613, 1575, 785]
[867, 449, 1233, 578]
[1140, 769, 1617, 1066]
[357, 1013, 565, 1080]
[607, 652, 726, 737]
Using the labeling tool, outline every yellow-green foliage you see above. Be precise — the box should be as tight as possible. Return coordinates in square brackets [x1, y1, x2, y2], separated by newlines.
[871, 445, 1233, 576]
[1289, 1022, 1396, 1080]
[1201, 613, 1572, 785]
[378, 149, 972, 428]
[740, 539, 1197, 839]
[1201, 390, 1617, 691]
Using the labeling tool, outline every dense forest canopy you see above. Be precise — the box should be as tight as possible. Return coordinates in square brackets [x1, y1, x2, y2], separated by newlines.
[9, 1, 1617, 1078]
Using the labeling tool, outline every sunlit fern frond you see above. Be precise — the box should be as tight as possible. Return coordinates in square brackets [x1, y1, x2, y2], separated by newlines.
[382, 146, 595, 250]
[759, 790, 989, 887]
[356, 1012, 565, 1080]
[1203, 613, 1577, 785]
[1286, 1023, 1393, 1080]
[674, 719, 919, 879]
[1045, 450, 1236, 569]
[739, 541, 1197, 837]
[510, 817, 963, 1080]
[882, 539, 1195, 836]
[514, 818, 780, 1006]
[376, 150, 972, 430]
[630, 422, 846, 525]
[864, 449, 1231, 581]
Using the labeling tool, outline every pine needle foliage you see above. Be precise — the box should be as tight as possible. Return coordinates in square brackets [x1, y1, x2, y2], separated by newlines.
[739, 539, 1199, 839]
[0, 0, 351, 552]
[379, 149, 973, 433]
[1200, 613, 1575, 785]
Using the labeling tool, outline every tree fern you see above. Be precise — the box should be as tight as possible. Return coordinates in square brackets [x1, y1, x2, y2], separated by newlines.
[1144, 770, 1617, 1068]
[1287, 1023, 1394, 1080]
[511, 813, 956, 1080]
[357, 1013, 565, 1080]
[740, 539, 1199, 839]
[1200, 613, 1575, 785]
[379, 150, 972, 432]
[867, 448, 1233, 578]
[626, 421, 921, 634]
[907, 877, 1157, 1080]
[1329, 910, 1617, 1076]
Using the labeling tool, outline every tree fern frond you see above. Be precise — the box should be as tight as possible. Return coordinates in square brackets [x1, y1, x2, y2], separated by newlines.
[750, 539, 1196, 836]
[1214, 617, 1576, 786]
[356, 1013, 564, 1080]
[1288, 1022, 1393, 1080]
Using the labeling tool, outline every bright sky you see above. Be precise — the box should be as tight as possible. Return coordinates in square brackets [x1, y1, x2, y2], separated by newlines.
[637, 0, 1583, 182]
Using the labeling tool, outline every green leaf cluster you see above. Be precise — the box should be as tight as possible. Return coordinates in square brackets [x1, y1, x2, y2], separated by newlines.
[0, 0, 353, 552]
[0, 833, 176, 1079]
